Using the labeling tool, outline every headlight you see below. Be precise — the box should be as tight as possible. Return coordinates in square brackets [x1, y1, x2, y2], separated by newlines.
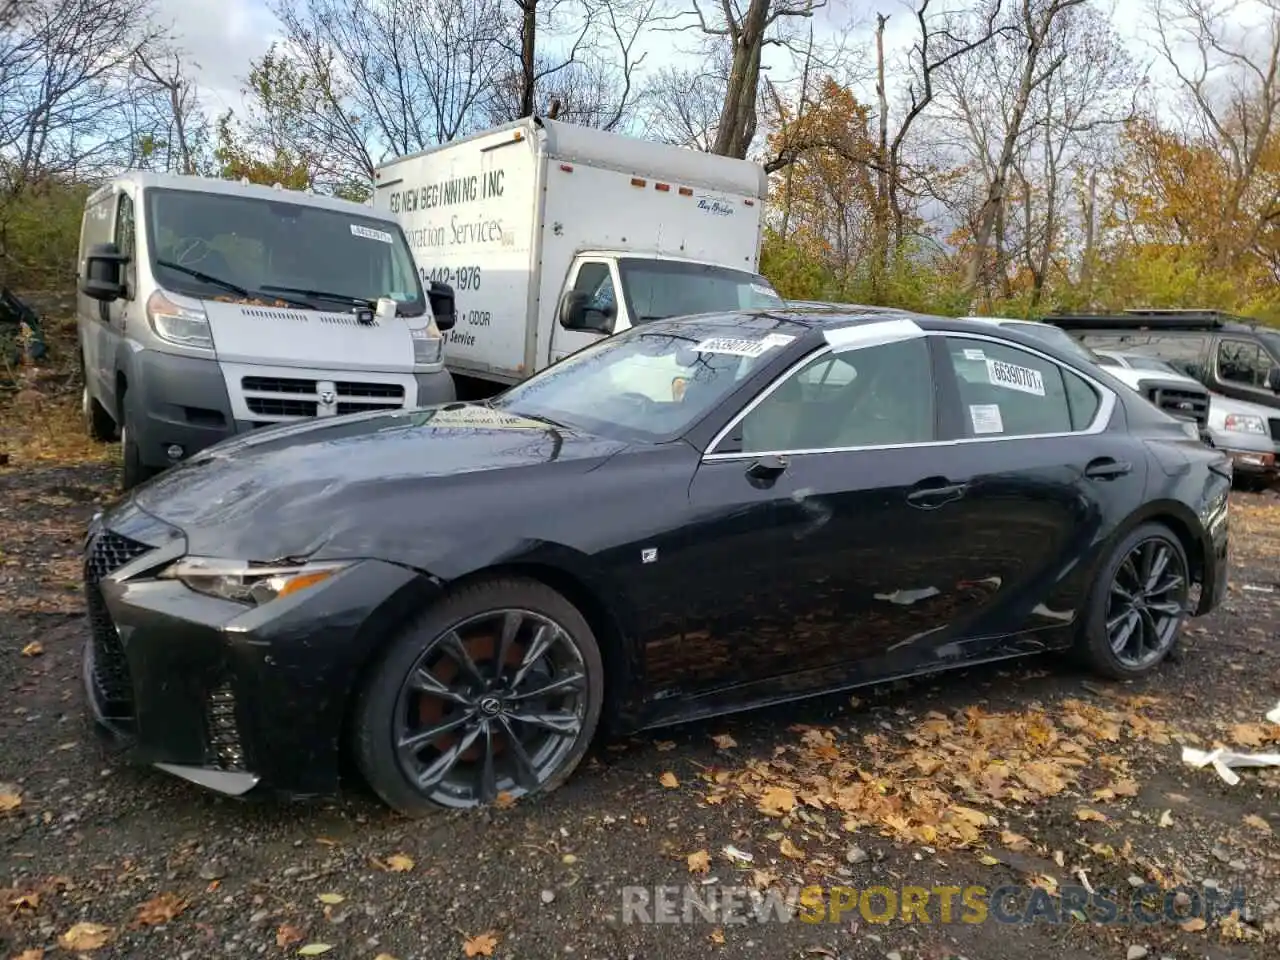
[158, 557, 348, 605]
[147, 290, 214, 350]
[1223, 413, 1267, 434]
[410, 318, 445, 367]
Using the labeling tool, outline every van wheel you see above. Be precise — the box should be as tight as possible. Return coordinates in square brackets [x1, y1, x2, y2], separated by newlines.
[120, 406, 156, 490]
[82, 385, 117, 442]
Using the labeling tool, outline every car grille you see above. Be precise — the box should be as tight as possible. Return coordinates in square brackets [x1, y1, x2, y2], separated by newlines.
[1145, 386, 1210, 427]
[1270, 418, 1280, 443]
[84, 530, 151, 724]
[204, 681, 247, 771]
[240, 376, 406, 422]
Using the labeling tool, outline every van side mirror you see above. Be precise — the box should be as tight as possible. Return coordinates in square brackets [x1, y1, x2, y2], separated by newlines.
[427, 280, 455, 332]
[559, 291, 615, 335]
[1267, 366, 1280, 392]
[79, 242, 128, 302]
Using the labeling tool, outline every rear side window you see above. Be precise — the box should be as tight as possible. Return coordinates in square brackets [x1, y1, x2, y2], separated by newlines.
[945, 338, 1080, 437]
[1217, 338, 1275, 389]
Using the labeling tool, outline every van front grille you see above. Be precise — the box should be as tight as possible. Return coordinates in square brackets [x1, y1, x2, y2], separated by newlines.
[239, 375, 408, 422]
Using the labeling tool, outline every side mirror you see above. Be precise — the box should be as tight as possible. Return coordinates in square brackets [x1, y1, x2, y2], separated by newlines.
[1267, 366, 1280, 392]
[427, 280, 456, 332]
[79, 242, 127, 302]
[558, 291, 615, 334]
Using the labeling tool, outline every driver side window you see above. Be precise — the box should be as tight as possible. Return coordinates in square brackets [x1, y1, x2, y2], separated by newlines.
[572, 262, 617, 316]
[732, 337, 935, 454]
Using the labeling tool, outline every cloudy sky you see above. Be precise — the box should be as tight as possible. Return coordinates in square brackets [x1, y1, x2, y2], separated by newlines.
[161, 0, 1257, 123]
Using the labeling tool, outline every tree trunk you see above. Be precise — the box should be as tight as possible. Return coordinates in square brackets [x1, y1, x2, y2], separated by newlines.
[518, 0, 537, 119]
[872, 13, 891, 289]
[710, 0, 769, 159]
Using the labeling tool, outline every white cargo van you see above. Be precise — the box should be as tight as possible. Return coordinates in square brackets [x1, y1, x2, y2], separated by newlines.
[76, 172, 457, 488]
[372, 117, 782, 395]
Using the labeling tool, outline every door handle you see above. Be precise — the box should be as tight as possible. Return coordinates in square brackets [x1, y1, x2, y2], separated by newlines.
[906, 476, 967, 509]
[1084, 457, 1133, 480]
[746, 454, 788, 483]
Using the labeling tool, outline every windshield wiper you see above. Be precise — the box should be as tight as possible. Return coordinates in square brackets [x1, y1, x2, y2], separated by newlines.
[260, 284, 377, 310]
[156, 260, 312, 308]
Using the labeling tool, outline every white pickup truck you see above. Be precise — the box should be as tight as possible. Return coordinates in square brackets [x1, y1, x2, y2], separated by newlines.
[373, 116, 783, 396]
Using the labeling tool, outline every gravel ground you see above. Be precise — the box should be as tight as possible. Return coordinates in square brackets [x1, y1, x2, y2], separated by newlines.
[2, 460, 1279, 960]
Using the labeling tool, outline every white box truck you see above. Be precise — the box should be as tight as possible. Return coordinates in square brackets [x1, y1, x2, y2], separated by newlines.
[372, 117, 782, 396]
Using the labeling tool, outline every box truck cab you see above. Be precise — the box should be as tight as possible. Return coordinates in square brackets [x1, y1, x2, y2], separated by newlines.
[373, 117, 783, 396]
[76, 172, 457, 488]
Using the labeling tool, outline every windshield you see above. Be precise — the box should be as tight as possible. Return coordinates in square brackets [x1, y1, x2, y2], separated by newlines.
[1004, 321, 1101, 363]
[491, 322, 789, 441]
[617, 258, 783, 323]
[143, 188, 426, 315]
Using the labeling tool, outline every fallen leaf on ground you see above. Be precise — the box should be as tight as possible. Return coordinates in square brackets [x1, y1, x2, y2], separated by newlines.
[298, 945, 332, 957]
[1181, 916, 1207, 932]
[687, 849, 711, 873]
[463, 931, 499, 957]
[1244, 814, 1272, 835]
[384, 854, 415, 872]
[276, 924, 305, 948]
[779, 837, 805, 859]
[709, 927, 726, 944]
[659, 771, 679, 788]
[711, 733, 737, 750]
[316, 893, 344, 905]
[1229, 723, 1276, 748]
[10, 891, 39, 910]
[58, 922, 113, 951]
[0, 789, 21, 813]
[20, 641, 42, 656]
[757, 786, 796, 817]
[1159, 809, 1174, 827]
[493, 791, 516, 809]
[13, 950, 43, 960]
[1000, 830, 1031, 852]
[1076, 808, 1107, 822]
[655, 740, 677, 751]
[136, 892, 189, 925]
[373, 955, 400, 960]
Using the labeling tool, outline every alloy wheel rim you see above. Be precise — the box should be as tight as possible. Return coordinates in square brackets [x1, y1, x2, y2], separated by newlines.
[1105, 536, 1188, 669]
[391, 608, 588, 808]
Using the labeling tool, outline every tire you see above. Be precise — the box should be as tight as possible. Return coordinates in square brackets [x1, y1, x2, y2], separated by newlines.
[119, 403, 157, 490]
[352, 576, 604, 816]
[1075, 521, 1191, 680]
[82, 385, 117, 442]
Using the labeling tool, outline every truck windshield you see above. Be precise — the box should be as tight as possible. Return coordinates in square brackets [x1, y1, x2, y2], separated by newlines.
[491, 320, 787, 442]
[617, 258, 783, 322]
[143, 188, 426, 315]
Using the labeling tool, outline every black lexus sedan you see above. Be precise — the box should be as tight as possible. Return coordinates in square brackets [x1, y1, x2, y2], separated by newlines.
[81, 306, 1232, 815]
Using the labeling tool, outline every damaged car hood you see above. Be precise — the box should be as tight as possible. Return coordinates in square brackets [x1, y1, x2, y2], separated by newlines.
[126, 403, 629, 563]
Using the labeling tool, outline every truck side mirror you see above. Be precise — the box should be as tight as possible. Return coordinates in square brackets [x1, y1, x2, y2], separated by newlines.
[427, 280, 456, 332]
[79, 242, 128, 302]
[559, 291, 615, 335]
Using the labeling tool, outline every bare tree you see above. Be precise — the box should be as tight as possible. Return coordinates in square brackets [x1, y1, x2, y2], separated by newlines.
[131, 45, 205, 175]
[0, 0, 167, 189]
[1151, 0, 1280, 269]
[957, 0, 1088, 297]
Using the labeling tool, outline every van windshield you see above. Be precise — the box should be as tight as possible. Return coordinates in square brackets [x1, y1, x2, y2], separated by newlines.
[617, 258, 783, 323]
[144, 188, 426, 315]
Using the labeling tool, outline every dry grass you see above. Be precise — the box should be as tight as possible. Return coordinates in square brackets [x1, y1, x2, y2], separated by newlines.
[0, 385, 117, 471]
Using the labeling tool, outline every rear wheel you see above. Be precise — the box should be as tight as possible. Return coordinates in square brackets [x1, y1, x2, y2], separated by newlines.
[352, 577, 604, 815]
[1076, 522, 1190, 679]
[79, 356, 116, 442]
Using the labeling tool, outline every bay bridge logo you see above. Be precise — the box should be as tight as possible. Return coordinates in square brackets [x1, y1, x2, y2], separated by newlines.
[697, 197, 736, 217]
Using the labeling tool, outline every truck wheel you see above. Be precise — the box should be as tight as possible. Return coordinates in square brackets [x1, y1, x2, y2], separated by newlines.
[1074, 522, 1190, 679]
[119, 403, 157, 490]
[352, 577, 604, 816]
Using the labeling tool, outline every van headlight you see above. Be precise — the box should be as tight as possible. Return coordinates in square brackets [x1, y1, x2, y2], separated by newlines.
[158, 557, 349, 605]
[411, 319, 445, 367]
[147, 290, 214, 350]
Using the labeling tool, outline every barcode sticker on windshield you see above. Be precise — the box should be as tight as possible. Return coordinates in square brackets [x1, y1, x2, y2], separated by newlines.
[694, 337, 776, 358]
[986, 358, 1045, 396]
[760, 333, 795, 348]
[351, 224, 394, 244]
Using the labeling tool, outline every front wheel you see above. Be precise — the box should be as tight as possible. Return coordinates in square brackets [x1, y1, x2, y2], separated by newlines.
[352, 577, 604, 815]
[119, 404, 157, 490]
[1076, 522, 1191, 679]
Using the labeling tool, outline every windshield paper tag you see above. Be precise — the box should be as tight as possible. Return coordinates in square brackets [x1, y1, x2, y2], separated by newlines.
[694, 336, 776, 358]
[351, 224, 394, 244]
[760, 333, 795, 348]
[751, 282, 779, 298]
[969, 403, 1004, 434]
[962, 348, 986, 361]
[986, 358, 1045, 396]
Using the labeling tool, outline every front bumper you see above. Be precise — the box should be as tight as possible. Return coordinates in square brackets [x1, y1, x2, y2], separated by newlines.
[81, 502, 436, 798]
